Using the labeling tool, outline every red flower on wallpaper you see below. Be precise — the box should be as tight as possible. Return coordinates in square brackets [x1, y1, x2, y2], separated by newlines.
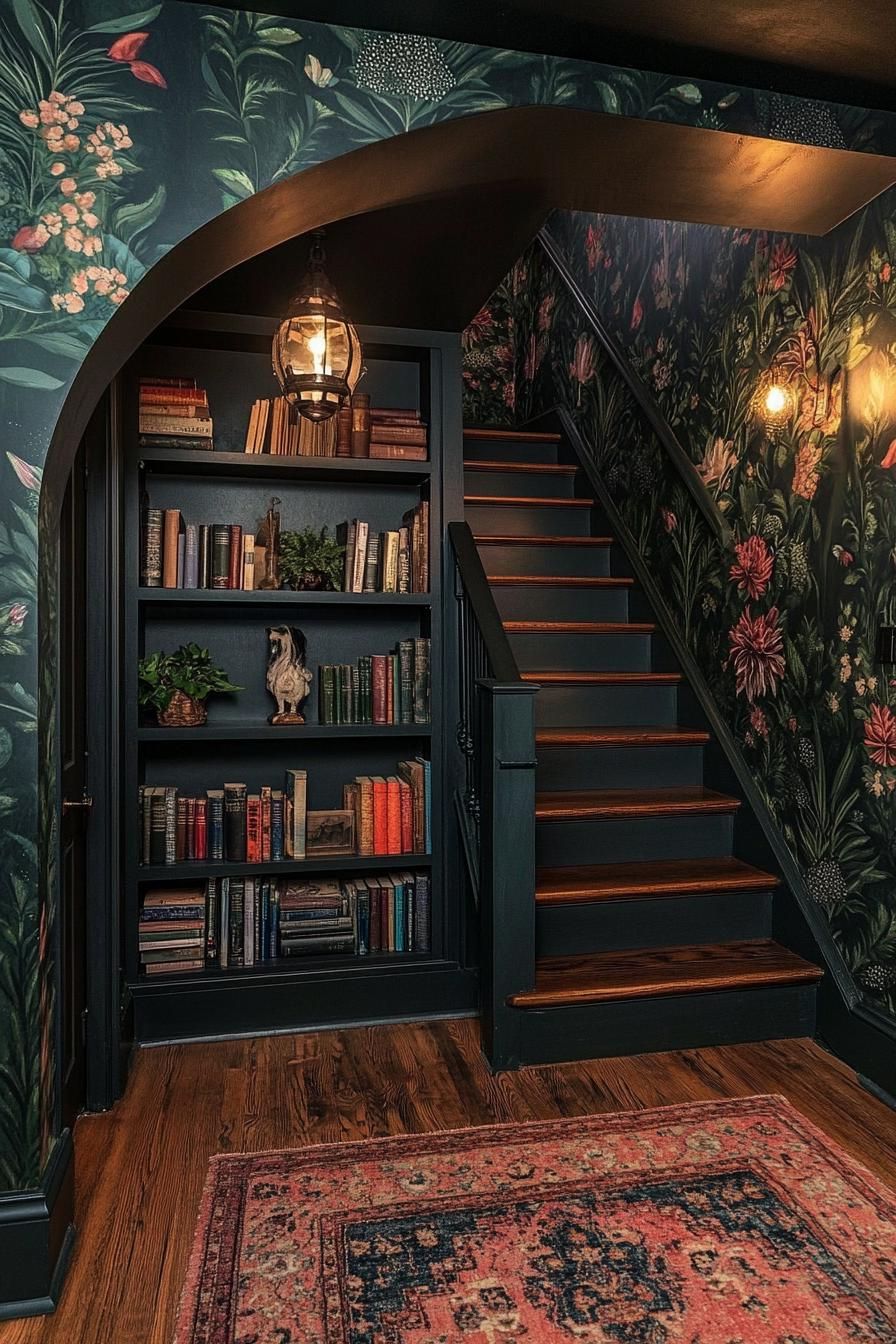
[108, 32, 167, 88]
[730, 535, 774, 600]
[584, 222, 604, 272]
[727, 606, 785, 702]
[630, 296, 644, 330]
[864, 703, 896, 767]
[881, 439, 896, 469]
[569, 334, 596, 385]
[769, 240, 798, 290]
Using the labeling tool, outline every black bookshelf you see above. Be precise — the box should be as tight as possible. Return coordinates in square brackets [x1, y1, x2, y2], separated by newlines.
[121, 318, 473, 1041]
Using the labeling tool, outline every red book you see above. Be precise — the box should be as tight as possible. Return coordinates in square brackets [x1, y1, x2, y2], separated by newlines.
[186, 796, 196, 861]
[260, 786, 272, 862]
[371, 777, 388, 855]
[246, 795, 261, 863]
[194, 798, 208, 859]
[371, 656, 388, 724]
[398, 780, 413, 853]
[386, 777, 401, 855]
[228, 525, 242, 590]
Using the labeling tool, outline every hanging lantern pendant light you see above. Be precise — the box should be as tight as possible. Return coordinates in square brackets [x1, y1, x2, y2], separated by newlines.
[272, 230, 362, 422]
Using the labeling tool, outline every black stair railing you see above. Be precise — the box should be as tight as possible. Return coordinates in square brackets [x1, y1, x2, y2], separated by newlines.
[449, 520, 538, 1070]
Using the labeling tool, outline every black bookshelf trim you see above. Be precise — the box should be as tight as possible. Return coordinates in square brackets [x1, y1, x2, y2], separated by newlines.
[0, 1130, 74, 1321]
[133, 949, 442, 989]
[137, 853, 433, 881]
[138, 589, 432, 608]
[138, 723, 432, 742]
[139, 447, 432, 483]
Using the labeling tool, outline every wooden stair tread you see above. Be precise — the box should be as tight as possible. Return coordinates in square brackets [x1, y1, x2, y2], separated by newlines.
[510, 941, 823, 1007]
[536, 726, 709, 747]
[535, 786, 740, 821]
[536, 857, 780, 905]
[522, 670, 682, 685]
[464, 427, 561, 442]
[474, 535, 613, 547]
[465, 460, 577, 475]
[489, 575, 633, 588]
[506, 621, 653, 634]
[465, 494, 594, 507]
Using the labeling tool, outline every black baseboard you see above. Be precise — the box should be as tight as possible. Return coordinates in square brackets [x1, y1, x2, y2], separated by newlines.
[0, 1129, 75, 1320]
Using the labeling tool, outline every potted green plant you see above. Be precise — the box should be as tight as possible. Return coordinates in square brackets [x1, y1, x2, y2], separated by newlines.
[279, 526, 345, 591]
[138, 643, 242, 726]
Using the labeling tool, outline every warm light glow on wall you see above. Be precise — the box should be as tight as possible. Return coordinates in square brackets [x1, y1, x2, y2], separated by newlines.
[751, 368, 795, 432]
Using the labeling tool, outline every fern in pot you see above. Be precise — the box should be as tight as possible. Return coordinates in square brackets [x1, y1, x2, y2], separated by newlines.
[279, 526, 345, 591]
[138, 643, 242, 726]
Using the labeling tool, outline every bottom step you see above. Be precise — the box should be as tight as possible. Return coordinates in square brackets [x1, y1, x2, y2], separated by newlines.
[510, 940, 821, 1008]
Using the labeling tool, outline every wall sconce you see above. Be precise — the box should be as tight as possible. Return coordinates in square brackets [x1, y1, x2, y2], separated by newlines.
[272, 230, 362, 422]
[751, 368, 796, 432]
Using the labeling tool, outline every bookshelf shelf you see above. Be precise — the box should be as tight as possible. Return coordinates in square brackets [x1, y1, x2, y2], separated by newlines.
[122, 317, 465, 1044]
[138, 723, 433, 743]
[138, 590, 432, 608]
[137, 854, 433, 882]
[139, 447, 433, 484]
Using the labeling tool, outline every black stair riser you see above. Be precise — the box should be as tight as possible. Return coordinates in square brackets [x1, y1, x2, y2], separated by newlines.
[463, 469, 576, 499]
[477, 543, 612, 577]
[535, 813, 735, 864]
[533, 684, 679, 727]
[465, 502, 593, 536]
[536, 743, 704, 790]
[513, 984, 817, 1066]
[493, 587, 629, 621]
[463, 440, 560, 465]
[536, 889, 774, 957]
[510, 630, 652, 672]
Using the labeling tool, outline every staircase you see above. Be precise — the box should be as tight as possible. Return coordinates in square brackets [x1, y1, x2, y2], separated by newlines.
[464, 425, 822, 1067]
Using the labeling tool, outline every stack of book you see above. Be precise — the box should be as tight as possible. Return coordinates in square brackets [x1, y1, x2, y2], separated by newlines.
[139, 377, 214, 449]
[279, 879, 355, 957]
[139, 760, 430, 867]
[140, 508, 257, 590]
[345, 759, 431, 858]
[338, 501, 429, 593]
[243, 398, 339, 456]
[139, 886, 206, 975]
[369, 406, 428, 461]
[318, 639, 430, 725]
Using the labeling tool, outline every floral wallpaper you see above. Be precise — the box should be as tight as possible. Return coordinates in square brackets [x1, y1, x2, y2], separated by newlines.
[0, 0, 893, 1196]
[493, 196, 896, 1028]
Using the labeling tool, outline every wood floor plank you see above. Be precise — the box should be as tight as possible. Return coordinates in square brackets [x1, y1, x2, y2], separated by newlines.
[1, 1023, 893, 1344]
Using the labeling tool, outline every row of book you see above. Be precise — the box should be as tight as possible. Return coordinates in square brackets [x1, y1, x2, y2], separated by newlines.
[319, 639, 430, 725]
[139, 759, 431, 866]
[139, 871, 431, 974]
[242, 397, 429, 461]
[141, 510, 259, 590]
[138, 376, 214, 449]
[339, 503, 429, 593]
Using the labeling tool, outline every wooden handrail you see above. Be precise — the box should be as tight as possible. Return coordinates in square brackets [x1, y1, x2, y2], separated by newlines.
[537, 226, 734, 551]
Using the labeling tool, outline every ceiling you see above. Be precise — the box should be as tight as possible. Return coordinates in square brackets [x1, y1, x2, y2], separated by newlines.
[171, 0, 896, 113]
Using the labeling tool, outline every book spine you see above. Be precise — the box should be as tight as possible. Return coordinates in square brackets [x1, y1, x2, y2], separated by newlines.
[183, 523, 199, 589]
[350, 393, 370, 458]
[228, 525, 242, 591]
[195, 798, 208, 860]
[414, 637, 430, 724]
[242, 535, 255, 591]
[358, 778, 374, 856]
[207, 792, 224, 860]
[386, 778, 401, 854]
[372, 779, 387, 855]
[205, 879, 218, 965]
[351, 521, 368, 593]
[371, 656, 388, 724]
[211, 525, 230, 589]
[246, 795, 261, 864]
[363, 534, 379, 593]
[271, 791, 284, 861]
[175, 795, 188, 862]
[415, 873, 430, 952]
[164, 787, 177, 865]
[219, 879, 229, 968]
[399, 781, 413, 853]
[336, 405, 352, 457]
[162, 509, 181, 589]
[229, 878, 244, 968]
[138, 415, 213, 436]
[140, 506, 163, 587]
[368, 442, 428, 461]
[197, 524, 210, 589]
[224, 784, 248, 861]
[260, 786, 272, 863]
[369, 424, 427, 443]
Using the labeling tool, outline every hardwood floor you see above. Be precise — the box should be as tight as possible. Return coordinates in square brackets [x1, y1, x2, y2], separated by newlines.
[2, 1022, 895, 1343]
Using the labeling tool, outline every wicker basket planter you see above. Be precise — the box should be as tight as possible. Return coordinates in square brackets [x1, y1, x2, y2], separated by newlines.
[157, 690, 208, 727]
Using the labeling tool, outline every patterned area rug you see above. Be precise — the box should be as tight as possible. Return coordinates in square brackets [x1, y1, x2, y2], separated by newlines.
[175, 1095, 896, 1343]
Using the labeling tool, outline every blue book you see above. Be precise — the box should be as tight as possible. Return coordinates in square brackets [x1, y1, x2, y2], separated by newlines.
[390, 874, 405, 953]
[207, 790, 224, 861]
[270, 887, 280, 959]
[271, 791, 284, 861]
[357, 881, 369, 956]
[183, 523, 199, 589]
[416, 756, 432, 853]
[414, 873, 430, 953]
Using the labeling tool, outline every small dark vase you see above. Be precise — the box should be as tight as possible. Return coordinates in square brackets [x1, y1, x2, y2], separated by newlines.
[291, 572, 333, 591]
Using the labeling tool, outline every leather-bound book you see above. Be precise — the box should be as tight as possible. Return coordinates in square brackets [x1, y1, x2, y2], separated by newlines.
[350, 393, 370, 458]
[162, 509, 181, 588]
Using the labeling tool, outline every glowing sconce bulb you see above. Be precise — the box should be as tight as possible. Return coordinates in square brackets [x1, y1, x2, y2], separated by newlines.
[765, 384, 787, 415]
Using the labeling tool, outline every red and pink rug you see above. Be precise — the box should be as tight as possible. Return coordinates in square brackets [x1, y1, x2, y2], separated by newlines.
[175, 1095, 896, 1343]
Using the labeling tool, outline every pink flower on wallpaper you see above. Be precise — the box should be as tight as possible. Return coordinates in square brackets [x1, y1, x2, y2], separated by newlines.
[659, 507, 677, 533]
[462, 306, 493, 349]
[728, 606, 785, 702]
[11, 225, 47, 253]
[6, 453, 41, 491]
[730, 535, 774, 600]
[569, 334, 596, 386]
[537, 292, 555, 333]
[750, 705, 769, 737]
[630, 296, 644, 330]
[792, 439, 822, 500]
[697, 436, 737, 495]
[881, 439, 896, 469]
[769, 240, 798, 290]
[584, 222, 604, 273]
[864, 703, 896, 767]
[522, 332, 538, 382]
[108, 32, 167, 88]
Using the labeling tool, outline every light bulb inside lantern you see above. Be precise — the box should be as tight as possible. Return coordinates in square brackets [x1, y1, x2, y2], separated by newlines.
[308, 330, 327, 376]
[765, 384, 788, 415]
